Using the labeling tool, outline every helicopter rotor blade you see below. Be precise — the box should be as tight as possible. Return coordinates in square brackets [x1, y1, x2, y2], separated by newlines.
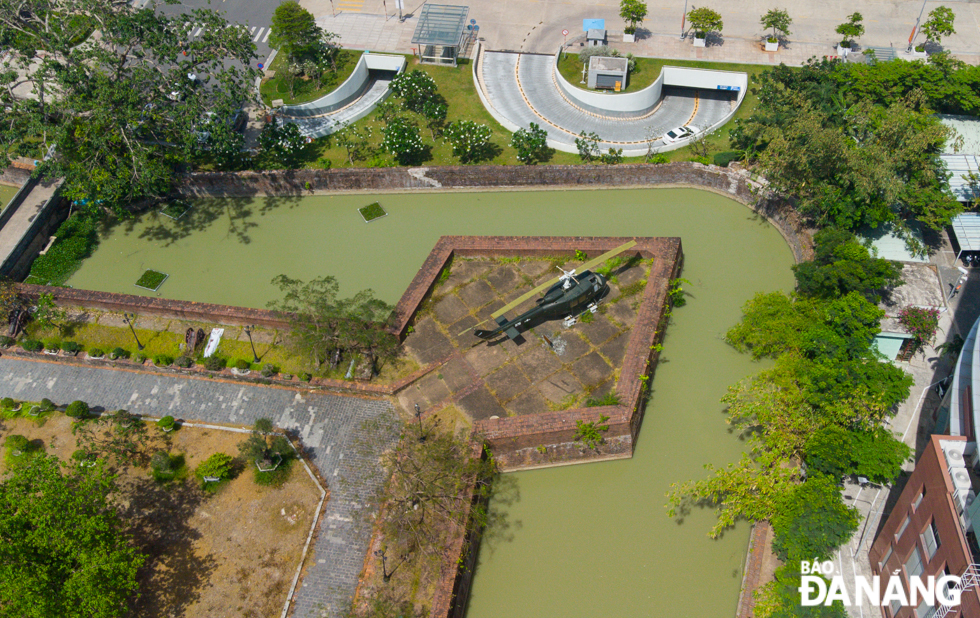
[459, 240, 641, 335]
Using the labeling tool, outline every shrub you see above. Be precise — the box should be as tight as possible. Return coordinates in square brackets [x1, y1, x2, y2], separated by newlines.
[195, 452, 235, 481]
[133, 353, 147, 364]
[43, 340, 60, 352]
[153, 354, 174, 366]
[157, 416, 175, 431]
[261, 363, 279, 377]
[40, 398, 55, 411]
[25, 214, 99, 286]
[61, 341, 80, 354]
[204, 356, 226, 371]
[175, 356, 193, 368]
[88, 347, 104, 358]
[300, 372, 312, 382]
[1, 397, 14, 409]
[0, 335, 13, 347]
[109, 347, 128, 360]
[65, 400, 90, 418]
[234, 359, 251, 371]
[22, 339, 42, 352]
[5, 434, 30, 451]
[71, 449, 95, 463]
[150, 450, 179, 482]
[647, 153, 670, 165]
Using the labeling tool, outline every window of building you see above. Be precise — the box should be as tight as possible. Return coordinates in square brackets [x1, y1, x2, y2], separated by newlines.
[916, 599, 938, 618]
[890, 596, 903, 617]
[897, 515, 911, 541]
[921, 520, 941, 561]
[905, 547, 924, 578]
[881, 545, 895, 570]
[913, 487, 926, 511]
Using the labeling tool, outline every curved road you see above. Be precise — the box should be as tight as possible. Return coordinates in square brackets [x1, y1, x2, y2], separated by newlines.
[480, 50, 735, 155]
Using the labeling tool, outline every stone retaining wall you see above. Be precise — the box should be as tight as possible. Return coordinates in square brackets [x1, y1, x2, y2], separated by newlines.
[175, 163, 811, 263]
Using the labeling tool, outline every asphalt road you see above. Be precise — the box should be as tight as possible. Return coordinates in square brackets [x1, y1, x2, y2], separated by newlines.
[154, 0, 278, 65]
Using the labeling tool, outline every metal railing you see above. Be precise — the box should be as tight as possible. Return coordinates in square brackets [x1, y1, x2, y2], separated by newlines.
[935, 563, 980, 618]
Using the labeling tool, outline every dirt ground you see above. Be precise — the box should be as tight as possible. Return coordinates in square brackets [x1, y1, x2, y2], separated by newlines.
[0, 412, 321, 618]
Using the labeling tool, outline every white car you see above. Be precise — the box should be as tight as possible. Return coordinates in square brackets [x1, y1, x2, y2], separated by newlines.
[662, 125, 698, 144]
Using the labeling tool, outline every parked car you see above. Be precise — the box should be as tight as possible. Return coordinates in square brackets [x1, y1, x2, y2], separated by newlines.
[662, 125, 696, 144]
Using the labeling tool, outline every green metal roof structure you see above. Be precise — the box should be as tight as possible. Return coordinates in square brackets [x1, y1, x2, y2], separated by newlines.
[411, 4, 469, 65]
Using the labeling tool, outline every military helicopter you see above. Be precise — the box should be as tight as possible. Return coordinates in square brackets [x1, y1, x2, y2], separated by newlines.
[472, 241, 637, 343]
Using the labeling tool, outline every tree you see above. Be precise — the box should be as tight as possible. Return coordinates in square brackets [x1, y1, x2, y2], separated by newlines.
[511, 122, 550, 164]
[748, 89, 960, 238]
[269, 1, 321, 63]
[619, 0, 648, 35]
[791, 228, 903, 301]
[388, 70, 439, 114]
[444, 120, 493, 163]
[258, 118, 308, 168]
[0, 456, 144, 617]
[334, 121, 374, 166]
[72, 409, 152, 466]
[419, 98, 448, 140]
[771, 474, 859, 562]
[687, 7, 723, 39]
[835, 12, 864, 47]
[804, 425, 911, 483]
[238, 417, 292, 464]
[919, 6, 955, 49]
[380, 428, 497, 558]
[0, 0, 256, 216]
[381, 116, 425, 165]
[267, 274, 399, 373]
[760, 8, 791, 42]
[575, 131, 601, 162]
[754, 564, 848, 618]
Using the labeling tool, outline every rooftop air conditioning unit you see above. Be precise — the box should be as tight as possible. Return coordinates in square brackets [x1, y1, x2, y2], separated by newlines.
[952, 468, 973, 492]
[960, 490, 977, 530]
[944, 441, 968, 469]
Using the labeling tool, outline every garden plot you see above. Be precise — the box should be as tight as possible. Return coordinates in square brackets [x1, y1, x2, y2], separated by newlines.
[0, 412, 320, 618]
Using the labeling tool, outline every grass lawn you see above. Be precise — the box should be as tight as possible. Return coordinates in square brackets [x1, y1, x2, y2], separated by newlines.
[300, 55, 582, 169]
[260, 50, 362, 106]
[557, 52, 661, 92]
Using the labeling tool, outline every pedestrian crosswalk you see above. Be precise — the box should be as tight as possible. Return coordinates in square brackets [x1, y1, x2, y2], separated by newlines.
[183, 22, 271, 44]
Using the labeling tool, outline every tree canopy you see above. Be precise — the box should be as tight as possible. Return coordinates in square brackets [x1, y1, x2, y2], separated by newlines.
[771, 473, 859, 562]
[269, 1, 320, 63]
[687, 7, 723, 38]
[619, 0, 648, 34]
[268, 275, 398, 373]
[760, 8, 791, 40]
[0, 0, 256, 215]
[731, 62, 960, 244]
[0, 456, 144, 617]
[791, 228, 903, 301]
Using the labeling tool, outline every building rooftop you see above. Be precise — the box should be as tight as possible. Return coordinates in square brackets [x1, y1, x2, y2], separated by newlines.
[589, 55, 628, 72]
[587, 29, 606, 41]
[411, 4, 469, 47]
[943, 154, 980, 204]
[940, 114, 980, 155]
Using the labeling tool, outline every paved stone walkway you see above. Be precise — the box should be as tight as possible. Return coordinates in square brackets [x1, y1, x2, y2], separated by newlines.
[0, 357, 398, 618]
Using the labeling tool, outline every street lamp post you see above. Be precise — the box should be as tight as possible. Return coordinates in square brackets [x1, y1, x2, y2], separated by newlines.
[374, 549, 402, 582]
[907, 0, 929, 53]
[243, 324, 259, 363]
[122, 313, 144, 350]
[414, 403, 426, 442]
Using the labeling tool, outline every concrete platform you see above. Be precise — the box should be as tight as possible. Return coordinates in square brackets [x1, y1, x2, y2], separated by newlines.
[400, 255, 647, 422]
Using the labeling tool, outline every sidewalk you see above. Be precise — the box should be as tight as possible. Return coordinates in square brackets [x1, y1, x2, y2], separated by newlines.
[301, 0, 980, 67]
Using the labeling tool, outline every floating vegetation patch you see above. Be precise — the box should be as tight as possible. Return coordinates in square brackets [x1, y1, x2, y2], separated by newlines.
[358, 202, 387, 222]
[135, 269, 168, 291]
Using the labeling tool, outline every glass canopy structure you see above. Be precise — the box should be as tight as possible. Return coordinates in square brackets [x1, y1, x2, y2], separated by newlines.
[411, 4, 470, 66]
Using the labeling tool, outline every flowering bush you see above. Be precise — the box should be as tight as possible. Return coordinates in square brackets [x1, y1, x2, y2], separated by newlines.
[444, 120, 492, 163]
[898, 306, 940, 348]
[381, 117, 425, 165]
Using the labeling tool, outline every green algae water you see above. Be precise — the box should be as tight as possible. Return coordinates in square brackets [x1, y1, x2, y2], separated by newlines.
[67, 188, 794, 616]
[0, 184, 20, 210]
